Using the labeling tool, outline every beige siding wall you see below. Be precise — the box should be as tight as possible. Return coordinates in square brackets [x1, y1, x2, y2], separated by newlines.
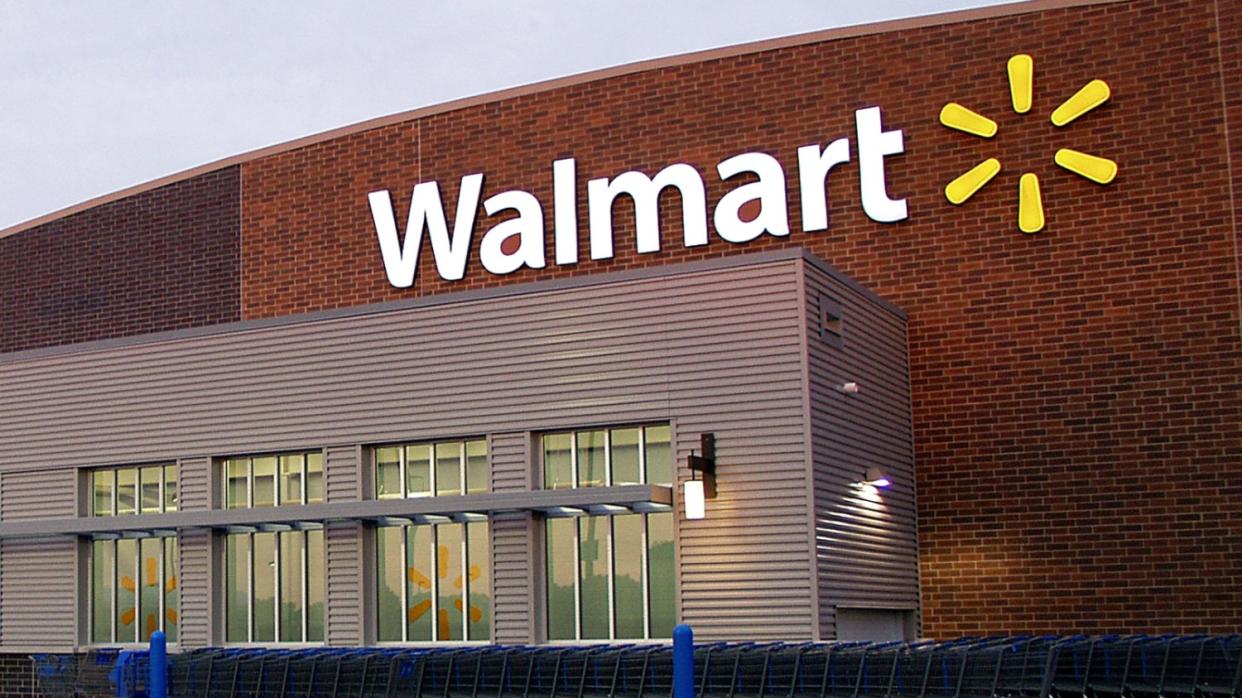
[804, 261, 919, 639]
[0, 253, 896, 648]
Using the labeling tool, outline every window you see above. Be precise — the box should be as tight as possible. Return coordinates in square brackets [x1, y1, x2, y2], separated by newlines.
[540, 424, 675, 640]
[224, 452, 323, 509]
[373, 439, 488, 499]
[225, 530, 325, 643]
[92, 464, 177, 516]
[375, 521, 490, 642]
[543, 425, 671, 489]
[546, 512, 674, 640]
[90, 537, 178, 644]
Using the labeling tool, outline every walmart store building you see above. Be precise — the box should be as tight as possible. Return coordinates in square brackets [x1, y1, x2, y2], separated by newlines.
[0, 0, 1239, 666]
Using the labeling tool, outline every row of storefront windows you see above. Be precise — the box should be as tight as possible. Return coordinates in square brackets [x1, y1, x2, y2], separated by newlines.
[85, 425, 675, 644]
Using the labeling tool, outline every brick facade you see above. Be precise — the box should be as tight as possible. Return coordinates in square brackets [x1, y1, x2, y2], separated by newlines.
[0, 167, 240, 354]
[1, 0, 1239, 638]
[0, 654, 39, 698]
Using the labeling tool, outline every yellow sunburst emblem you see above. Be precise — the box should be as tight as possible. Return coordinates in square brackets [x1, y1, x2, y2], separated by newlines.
[940, 54, 1118, 234]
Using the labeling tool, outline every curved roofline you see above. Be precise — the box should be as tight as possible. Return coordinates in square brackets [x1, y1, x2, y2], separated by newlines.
[0, 0, 1123, 241]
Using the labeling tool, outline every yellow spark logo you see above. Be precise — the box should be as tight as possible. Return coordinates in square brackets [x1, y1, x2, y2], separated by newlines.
[940, 54, 1117, 234]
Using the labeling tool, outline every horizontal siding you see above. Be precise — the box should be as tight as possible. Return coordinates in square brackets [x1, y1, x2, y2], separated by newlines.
[805, 263, 919, 640]
[0, 258, 815, 643]
[326, 521, 363, 646]
[491, 512, 534, 644]
[177, 456, 210, 511]
[177, 528, 212, 649]
[1, 469, 76, 521]
[490, 432, 529, 493]
[0, 537, 76, 649]
[326, 446, 358, 504]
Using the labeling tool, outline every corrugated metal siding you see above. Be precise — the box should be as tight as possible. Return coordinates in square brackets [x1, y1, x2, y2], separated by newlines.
[326, 446, 359, 503]
[1, 469, 76, 520]
[177, 456, 210, 511]
[491, 512, 534, 644]
[804, 263, 919, 639]
[490, 431, 533, 643]
[0, 537, 76, 649]
[326, 521, 363, 645]
[177, 528, 212, 648]
[0, 258, 817, 644]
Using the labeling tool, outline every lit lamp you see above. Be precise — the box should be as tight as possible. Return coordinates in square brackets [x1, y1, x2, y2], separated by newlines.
[685, 433, 716, 520]
[859, 467, 892, 489]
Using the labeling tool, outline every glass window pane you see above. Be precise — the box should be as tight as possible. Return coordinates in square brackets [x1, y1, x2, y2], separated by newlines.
[436, 524, 464, 641]
[117, 468, 137, 516]
[407, 525, 433, 642]
[140, 538, 162, 641]
[305, 452, 325, 504]
[406, 445, 432, 497]
[279, 532, 304, 642]
[279, 455, 304, 506]
[226, 460, 249, 510]
[376, 447, 402, 499]
[647, 512, 676, 638]
[611, 429, 642, 486]
[164, 465, 178, 513]
[253, 457, 277, 509]
[577, 431, 607, 488]
[467, 521, 490, 641]
[376, 526, 403, 642]
[579, 516, 609, 639]
[92, 541, 113, 643]
[164, 537, 178, 643]
[306, 530, 325, 642]
[140, 466, 162, 515]
[644, 426, 673, 486]
[546, 518, 576, 640]
[613, 514, 645, 639]
[465, 440, 488, 495]
[543, 434, 573, 490]
[253, 532, 276, 642]
[115, 538, 138, 643]
[93, 470, 115, 517]
[435, 442, 462, 496]
[225, 534, 250, 643]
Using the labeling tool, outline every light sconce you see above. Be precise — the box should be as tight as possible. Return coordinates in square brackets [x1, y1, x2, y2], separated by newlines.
[859, 466, 892, 489]
[838, 382, 861, 394]
[684, 433, 716, 520]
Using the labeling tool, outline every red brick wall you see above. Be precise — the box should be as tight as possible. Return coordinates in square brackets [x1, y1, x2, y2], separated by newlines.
[239, 0, 1242, 636]
[0, 167, 240, 354]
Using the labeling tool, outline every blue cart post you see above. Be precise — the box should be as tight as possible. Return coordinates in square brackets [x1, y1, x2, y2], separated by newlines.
[149, 630, 168, 698]
[674, 624, 695, 698]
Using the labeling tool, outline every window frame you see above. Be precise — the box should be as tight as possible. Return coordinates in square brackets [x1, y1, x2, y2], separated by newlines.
[224, 528, 325, 645]
[86, 534, 178, 646]
[89, 463, 178, 517]
[371, 437, 489, 500]
[373, 520, 491, 644]
[543, 511, 674, 642]
[541, 424, 672, 489]
[222, 451, 324, 510]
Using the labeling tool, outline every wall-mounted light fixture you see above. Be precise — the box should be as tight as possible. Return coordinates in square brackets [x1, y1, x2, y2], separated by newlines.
[858, 466, 892, 489]
[685, 433, 716, 520]
[838, 382, 861, 394]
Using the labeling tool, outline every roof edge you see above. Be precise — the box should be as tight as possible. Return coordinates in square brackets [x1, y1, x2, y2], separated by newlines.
[0, 0, 1125, 241]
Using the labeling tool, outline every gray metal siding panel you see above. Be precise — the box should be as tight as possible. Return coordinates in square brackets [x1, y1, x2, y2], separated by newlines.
[1, 469, 75, 520]
[326, 521, 363, 645]
[0, 258, 816, 644]
[177, 456, 211, 511]
[326, 446, 359, 503]
[805, 264, 919, 640]
[0, 537, 76, 649]
[177, 528, 212, 649]
[490, 512, 534, 644]
[490, 431, 529, 493]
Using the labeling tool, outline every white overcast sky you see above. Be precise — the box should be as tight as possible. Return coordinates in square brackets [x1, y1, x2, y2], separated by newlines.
[0, 1, 1011, 231]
